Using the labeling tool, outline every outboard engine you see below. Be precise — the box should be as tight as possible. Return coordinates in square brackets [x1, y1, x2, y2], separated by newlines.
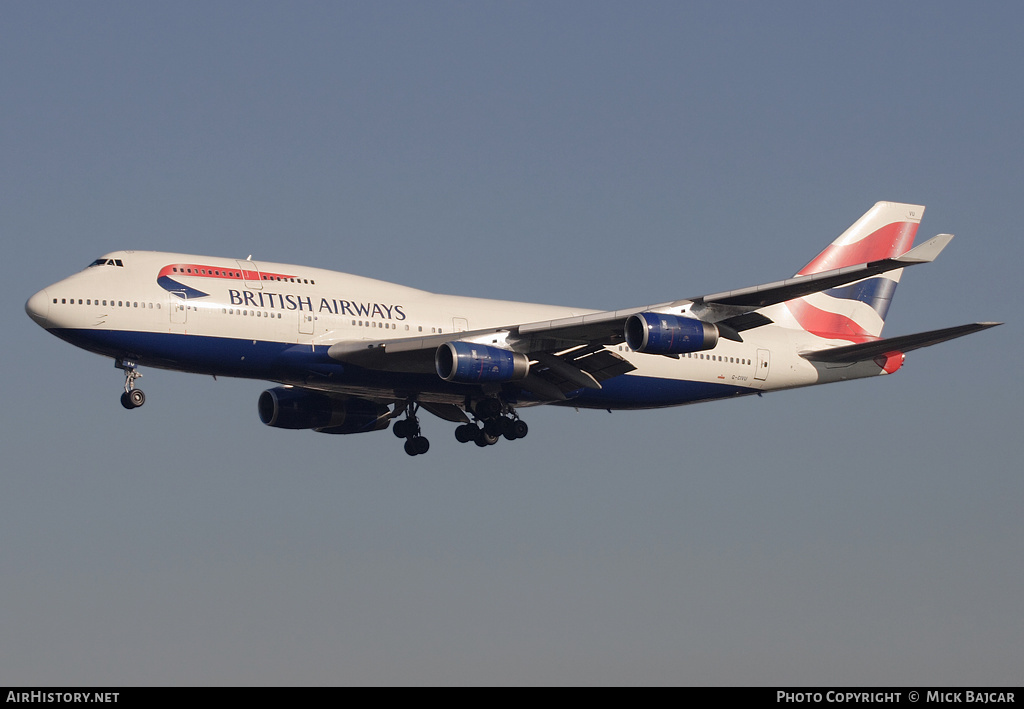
[624, 312, 719, 354]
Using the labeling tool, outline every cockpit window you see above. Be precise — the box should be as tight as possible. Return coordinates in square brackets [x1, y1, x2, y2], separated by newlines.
[87, 258, 124, 268]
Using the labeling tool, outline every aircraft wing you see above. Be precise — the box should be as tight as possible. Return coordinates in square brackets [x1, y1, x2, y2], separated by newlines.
[327, 234, 953, 395]
[508, 232, 954, 348]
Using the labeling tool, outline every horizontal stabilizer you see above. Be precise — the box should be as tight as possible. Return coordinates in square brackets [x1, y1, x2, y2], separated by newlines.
[894, 233, 954, 264]
[801, 322, 1001, 363]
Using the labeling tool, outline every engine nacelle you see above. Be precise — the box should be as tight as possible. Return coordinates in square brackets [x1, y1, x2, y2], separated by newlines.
[435, 342, 530, 383]
[258, 387, 388, 434]
[624, 312, 719, 354]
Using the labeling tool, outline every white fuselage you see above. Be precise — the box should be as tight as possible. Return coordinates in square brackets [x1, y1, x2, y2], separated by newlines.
[26, 250, 890, 410]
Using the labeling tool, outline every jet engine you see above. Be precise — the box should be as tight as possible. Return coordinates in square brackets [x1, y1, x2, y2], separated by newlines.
[435, 342, 530, 383]
[258, 387, 388, 434]
[624, 312, 719, 354]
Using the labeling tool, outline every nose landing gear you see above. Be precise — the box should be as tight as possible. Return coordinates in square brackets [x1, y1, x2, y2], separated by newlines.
[116, 359, 145, 409]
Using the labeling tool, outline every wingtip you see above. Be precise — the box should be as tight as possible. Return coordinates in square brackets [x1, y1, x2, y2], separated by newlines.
[895, 233, 954, 264]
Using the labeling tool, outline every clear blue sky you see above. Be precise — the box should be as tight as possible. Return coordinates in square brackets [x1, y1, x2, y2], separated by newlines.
[2, 1, 1021, 685]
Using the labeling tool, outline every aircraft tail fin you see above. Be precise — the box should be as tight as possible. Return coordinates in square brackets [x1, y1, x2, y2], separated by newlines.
[767, 201, 924, 342]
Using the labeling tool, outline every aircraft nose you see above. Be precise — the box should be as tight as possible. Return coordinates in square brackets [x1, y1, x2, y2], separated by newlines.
[26, 288, 50, 327]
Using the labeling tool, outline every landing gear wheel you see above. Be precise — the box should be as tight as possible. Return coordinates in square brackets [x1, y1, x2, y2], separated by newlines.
[120, 389, 145, 409]
[404, 436, 430, 456]
[475, 431, 499, 447]
[455, 424, 478, 443]
[397, 400, 430, 456]
[115, 358, 145, 410]
[476, 397, 503, 419]
[498, 417, 515, 439]
[511, 419, 528, 439]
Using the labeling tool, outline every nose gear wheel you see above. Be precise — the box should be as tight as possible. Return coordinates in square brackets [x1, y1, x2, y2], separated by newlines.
[115, 358, 145, 409]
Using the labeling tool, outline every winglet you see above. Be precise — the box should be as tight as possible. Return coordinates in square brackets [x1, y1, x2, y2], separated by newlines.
[894, 233, 954, 264]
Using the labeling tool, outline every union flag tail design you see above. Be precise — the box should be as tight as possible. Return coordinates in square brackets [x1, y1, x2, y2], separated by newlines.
[772, 201, 923, 343]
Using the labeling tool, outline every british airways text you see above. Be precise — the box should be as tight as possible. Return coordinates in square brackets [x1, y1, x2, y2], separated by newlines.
[228, 290, 406, 320]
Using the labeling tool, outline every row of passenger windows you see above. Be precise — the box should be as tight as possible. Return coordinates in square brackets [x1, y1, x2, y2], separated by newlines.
[55, 297, 160, 309]
[170, 266, 315, 285]
[174, 267, 241, 277]
[221, 308, 282, 319]
[349, 320, 444, 333]
[615, 343, 751, 365]
[687, 353, 751, 365]
[262, 275, 314, 284]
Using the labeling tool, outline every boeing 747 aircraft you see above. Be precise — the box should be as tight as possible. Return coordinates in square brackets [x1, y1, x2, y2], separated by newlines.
[25, 202, 999, 455]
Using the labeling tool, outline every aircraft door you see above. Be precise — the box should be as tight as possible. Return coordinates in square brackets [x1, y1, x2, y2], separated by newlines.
[453, 317, 469, 333]
[169, 293, 187, 324]
[755, 348, 770, 381]
[299, 312, 315, 335]
[236, 260, 263, 289]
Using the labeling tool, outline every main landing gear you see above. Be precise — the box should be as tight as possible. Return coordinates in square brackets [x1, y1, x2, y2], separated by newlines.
[392, 396, 529, 455]
[115, 358, 145, 409]
[393, 401, 430, 456]
[454, 397, 529, 448]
